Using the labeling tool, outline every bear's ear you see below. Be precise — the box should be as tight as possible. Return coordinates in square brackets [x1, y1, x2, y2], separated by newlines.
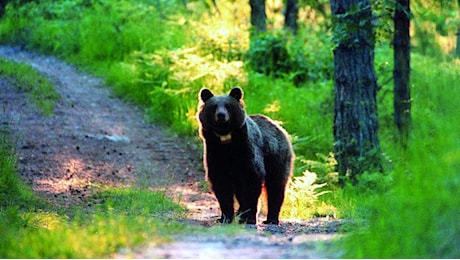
[229, 87, 243, 101]
[200, 88, 214, 102]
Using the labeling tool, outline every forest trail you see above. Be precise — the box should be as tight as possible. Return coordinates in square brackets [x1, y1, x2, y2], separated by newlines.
[0, 46, 342, 258]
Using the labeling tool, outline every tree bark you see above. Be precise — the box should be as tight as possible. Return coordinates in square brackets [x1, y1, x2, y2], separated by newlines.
[393, 0, 411, 147]
[456, 27, 460, 58]
[331, 0, 383, 185]
[249, 0, 267, 33]
[284, 0, 299, 34]
[456, 0, 460, 57]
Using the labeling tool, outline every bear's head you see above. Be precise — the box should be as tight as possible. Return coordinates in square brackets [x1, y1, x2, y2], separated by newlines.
[198, 87, 246, 143]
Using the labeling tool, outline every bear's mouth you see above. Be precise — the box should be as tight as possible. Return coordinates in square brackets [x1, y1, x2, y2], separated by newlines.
[211, 121, 231, 135]
[208, 121, 232, 144]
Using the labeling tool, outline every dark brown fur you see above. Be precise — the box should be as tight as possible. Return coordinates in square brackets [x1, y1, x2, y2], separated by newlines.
[197, 87, 294, 224]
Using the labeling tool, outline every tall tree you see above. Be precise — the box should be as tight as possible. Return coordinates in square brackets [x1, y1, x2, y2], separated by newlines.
[457, 0, 460, 58]
[284, 0, 299, 34]
[249, 0, 267, 33]
[393, 0, 411, 147]
[331, 0, 383, 185]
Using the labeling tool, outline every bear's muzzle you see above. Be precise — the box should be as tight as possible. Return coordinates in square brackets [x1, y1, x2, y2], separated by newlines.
[215, 104, 229, 123]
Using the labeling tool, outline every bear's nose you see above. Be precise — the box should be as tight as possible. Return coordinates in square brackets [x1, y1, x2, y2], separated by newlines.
[216, 111, 228, 122]
[215, 105, 229, 122]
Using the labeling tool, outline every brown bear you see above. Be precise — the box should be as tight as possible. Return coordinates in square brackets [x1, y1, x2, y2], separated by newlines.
[197, 87, 294, 224]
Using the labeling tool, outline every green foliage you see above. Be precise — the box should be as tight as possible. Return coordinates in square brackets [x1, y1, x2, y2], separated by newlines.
[282, 170, 336, 219]
[352, 171, 393, 194]
[247, 30, 333, 86]
[372, 0, 398, 45]
[0, 0, 189, 63]
[297, 152, 337, 183]
[244, 73, 334, 161]
[247, 33, 291, 77]
[342, 55, 460, 258]
[0, 58, 60, 115]
[411, 1, 460, 57]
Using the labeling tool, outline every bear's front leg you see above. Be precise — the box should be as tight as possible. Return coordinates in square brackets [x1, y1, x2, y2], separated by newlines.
[214, 188, 234, 223]
[235, 181, 261, 225]
[209, 175, 235, 223]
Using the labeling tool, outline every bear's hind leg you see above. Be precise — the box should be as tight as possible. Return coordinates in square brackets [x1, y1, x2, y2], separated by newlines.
[263, 175, 289, 225]
[236, 202, 258, 224]
[263, 189, 284, 224]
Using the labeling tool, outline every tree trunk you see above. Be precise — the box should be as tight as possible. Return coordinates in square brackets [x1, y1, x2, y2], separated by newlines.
[249, 0, 267, 33]
[456, 27, 460, 58]
[393, 0, 411, 147]
[331, 0, 383, 185]
[457, 0, 460, 57]
[284, 0, 299, 34]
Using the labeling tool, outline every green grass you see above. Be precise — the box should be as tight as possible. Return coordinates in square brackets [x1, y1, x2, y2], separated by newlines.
[0, 131, 189, 258]
[0, 127, 42, 211]
[0, 189, 188, 258]
[0, 125, 189, 257]
[0, 0, 459, 258]
[0, 58, 60, 115]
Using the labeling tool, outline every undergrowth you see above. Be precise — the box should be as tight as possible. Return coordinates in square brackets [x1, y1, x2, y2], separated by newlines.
[340, 56, 460, 259]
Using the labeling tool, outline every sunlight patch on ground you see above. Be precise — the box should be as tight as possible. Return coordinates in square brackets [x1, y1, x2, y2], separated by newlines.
[157, 183, 220, 223]
[32, 154, 133, 197]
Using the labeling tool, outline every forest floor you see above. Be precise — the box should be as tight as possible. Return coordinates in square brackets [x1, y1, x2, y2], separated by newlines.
[0, 46, 344, 258]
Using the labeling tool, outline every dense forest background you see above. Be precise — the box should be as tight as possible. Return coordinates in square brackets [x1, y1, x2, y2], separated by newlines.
[0, 0, 459, 258]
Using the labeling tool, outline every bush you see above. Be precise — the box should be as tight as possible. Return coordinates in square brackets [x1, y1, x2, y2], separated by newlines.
[247, 33, 291, 77]
[282, 170, 335, 219]
[246, 30, 333, 86]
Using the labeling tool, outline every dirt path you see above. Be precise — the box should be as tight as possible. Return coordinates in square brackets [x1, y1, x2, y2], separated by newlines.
[0, 46, 342, 258]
